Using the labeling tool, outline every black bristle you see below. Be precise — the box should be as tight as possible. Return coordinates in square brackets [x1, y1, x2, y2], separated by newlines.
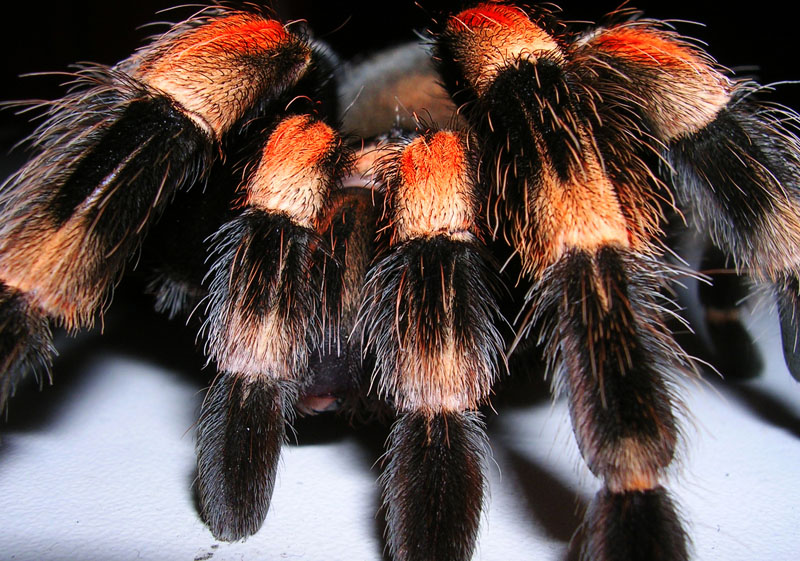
[669, 99, 800, 275]
[362, 236, 505, 411]
[49, 96, 207, 228]
[210, 212, 315, 323]
[204, 209, 320, 378]
[0, 67, 212, 327]
[671, 105, 781, 234]
[484, 59, 581, 183]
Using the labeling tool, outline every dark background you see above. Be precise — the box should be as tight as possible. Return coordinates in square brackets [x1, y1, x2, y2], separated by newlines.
[1, 1, 797, 149]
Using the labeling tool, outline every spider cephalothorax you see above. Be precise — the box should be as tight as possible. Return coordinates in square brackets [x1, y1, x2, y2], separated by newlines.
[1, 2, 799, 560]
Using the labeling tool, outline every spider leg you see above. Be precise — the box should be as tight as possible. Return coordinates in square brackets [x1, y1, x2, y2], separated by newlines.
[698, 244, 763, 379]
[305, 183, 381, 415]
[361, 129, 505, 561]
[198, 114, 350, 540]
[573, 20, 800, 380]
[0, 66, 211, 408]
[0, 7, 322, 409]
[438, 5, 694, 559]
[673, 102, 800, 380]
[775, 275, 800, 376]
[530, 248, 690, 561]
[0, 285, 54, 408]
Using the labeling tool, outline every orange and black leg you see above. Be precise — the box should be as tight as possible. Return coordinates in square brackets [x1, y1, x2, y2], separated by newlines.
[362, 129, 505, 561]
[0, 7, 327, 410]
[438, 6, 694, 558]
[198, 114, 351, 540]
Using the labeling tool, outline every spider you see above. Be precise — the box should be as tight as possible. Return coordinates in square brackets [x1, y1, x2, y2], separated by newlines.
[1, 2, 799, 560]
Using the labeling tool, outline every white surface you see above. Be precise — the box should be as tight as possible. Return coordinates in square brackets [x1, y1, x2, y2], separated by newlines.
[1, 308, 799, 561]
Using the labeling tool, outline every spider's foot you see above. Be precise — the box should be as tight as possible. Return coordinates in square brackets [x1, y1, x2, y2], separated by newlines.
[776, 276, 800, 381]
[0, 282, 54, 412]
[699, 246, 763, 380]
[382, 412, 488, 561]
[196, 374, 295, 541]
[583, 487, 689, 561]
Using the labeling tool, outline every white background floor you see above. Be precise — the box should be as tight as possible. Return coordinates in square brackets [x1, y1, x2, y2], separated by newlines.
[0, 297, 799, 561]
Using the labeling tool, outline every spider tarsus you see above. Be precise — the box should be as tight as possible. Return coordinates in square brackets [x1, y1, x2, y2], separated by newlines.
[381, 411, 487, 561]
[582, 486, 689, 561]
[698, 245, 763, 379]
[0, 283, 54, 412]
[775, 276, 800, 381]
[196, 374, 296, 542]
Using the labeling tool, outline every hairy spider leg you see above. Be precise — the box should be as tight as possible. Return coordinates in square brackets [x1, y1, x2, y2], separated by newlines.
[308, 184, 382, 415]
[0, 8, 316, 410]
[199, 114, 352, 540]
[361, 129, 505, 561]
[576, 22, 800, 381]
[438, 6, 699, 559]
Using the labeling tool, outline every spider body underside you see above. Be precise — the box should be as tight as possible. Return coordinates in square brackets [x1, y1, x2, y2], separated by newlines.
[1, 3, 800, 560]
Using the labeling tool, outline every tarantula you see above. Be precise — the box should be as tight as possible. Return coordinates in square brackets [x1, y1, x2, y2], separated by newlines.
[1, 2, 799, 560]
